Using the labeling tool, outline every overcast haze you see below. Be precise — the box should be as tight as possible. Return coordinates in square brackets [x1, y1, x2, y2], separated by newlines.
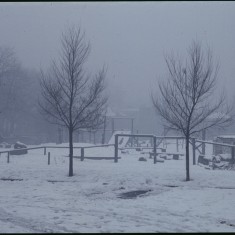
[0, 1, 235, 109]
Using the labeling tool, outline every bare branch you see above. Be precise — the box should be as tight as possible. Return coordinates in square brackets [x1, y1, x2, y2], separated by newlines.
[39, 26, 108, 176]
[151, 40, 233, 181]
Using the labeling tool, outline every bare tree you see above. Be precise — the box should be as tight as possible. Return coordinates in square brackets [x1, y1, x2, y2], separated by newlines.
[0, 46, 20, 113]
[152, 41, 232, 181]
[0, 46, 19, 78]
[39, 26, 108, 176]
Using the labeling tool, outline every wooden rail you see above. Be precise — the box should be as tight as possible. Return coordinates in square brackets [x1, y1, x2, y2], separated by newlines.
[195, 139, 235, 148]
[0, 144, 115, 163]
[193, 139, 235, 164]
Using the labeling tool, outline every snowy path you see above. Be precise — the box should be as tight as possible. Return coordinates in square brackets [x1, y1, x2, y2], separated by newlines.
[0, 144, 235, 232]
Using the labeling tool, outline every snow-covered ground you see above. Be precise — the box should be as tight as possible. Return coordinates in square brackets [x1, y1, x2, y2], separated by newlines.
[0, 141, 235, 233]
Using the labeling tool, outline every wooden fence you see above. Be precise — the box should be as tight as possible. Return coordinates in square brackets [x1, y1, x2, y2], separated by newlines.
[1, 134, 235, 165]
[0, 144, 115, 163]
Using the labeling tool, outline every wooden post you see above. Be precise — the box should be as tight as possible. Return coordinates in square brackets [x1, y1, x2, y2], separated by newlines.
[44, 147, 46, 155]
[154, 154, 157, 164]
[202, 129, 206, 155]
[153, 136, 157, 164]
[48, 152, 50, 165]
[81, 147, 84, 161]
[192, 138, 196, 165]
[231, 146, 235, 164]
[131, 118, 134, 147]
[112, 118, 114, 134]
[114, 134, 118, 163]
[7, 152, 10, 163]
[176, 138, 179, 152]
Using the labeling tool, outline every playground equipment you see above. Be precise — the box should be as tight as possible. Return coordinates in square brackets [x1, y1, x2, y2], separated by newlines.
[114, 133, 186, 163]
[108, 130, 131, 148]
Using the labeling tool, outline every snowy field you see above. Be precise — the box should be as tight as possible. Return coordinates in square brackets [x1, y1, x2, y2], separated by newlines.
[0, 141, 235, 233]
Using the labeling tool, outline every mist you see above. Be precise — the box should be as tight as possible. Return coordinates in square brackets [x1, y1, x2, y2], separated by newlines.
[1, 3, 235, 232]
[0, 2, 234, 110]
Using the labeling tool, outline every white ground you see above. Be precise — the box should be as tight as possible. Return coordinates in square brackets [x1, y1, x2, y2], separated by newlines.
[0, 141, 235, 233]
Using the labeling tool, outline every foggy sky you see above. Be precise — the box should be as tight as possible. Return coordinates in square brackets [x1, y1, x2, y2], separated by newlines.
[0, 1, 235, 109]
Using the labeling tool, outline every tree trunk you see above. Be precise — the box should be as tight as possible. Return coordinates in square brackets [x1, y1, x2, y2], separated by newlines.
[185, 134, 190, 181]
[69, 126, 73, 177]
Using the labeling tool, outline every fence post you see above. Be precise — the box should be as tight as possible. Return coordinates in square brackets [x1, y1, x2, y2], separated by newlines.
[231, 147, 235, 164]
[154, 155, 157, 164]
[114, 135, 118, 163]
[176, 138, 179, 152]
[44, 147, 46, 155]
[81, 147, 84, 161]
[202, 129, 206, 155]
[7, 152, 10, 163]
[48, 152, 50, 165]
[153, 136, 157, 164]
[192, 138, 196, 165]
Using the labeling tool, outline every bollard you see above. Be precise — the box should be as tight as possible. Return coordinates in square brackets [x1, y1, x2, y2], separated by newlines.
[44, 147, 46, 156]
[48, 152, 50, 165]
[7, 152, 10, 163]
[81, 147, 84, 161]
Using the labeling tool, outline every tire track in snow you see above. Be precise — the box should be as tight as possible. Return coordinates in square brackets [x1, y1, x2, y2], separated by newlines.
[0, 207, 78, 233]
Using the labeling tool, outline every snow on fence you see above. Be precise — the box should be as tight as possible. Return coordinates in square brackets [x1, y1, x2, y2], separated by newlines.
[114, 134, 186, 164]
[0, 144, 115, 163]
[191, 139, 235, 165]
[115, 134, 235, 165]
[1, 136, 234, 165]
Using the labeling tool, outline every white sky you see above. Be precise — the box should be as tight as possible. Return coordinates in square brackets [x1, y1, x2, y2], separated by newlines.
[0, 1, 234, 109]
